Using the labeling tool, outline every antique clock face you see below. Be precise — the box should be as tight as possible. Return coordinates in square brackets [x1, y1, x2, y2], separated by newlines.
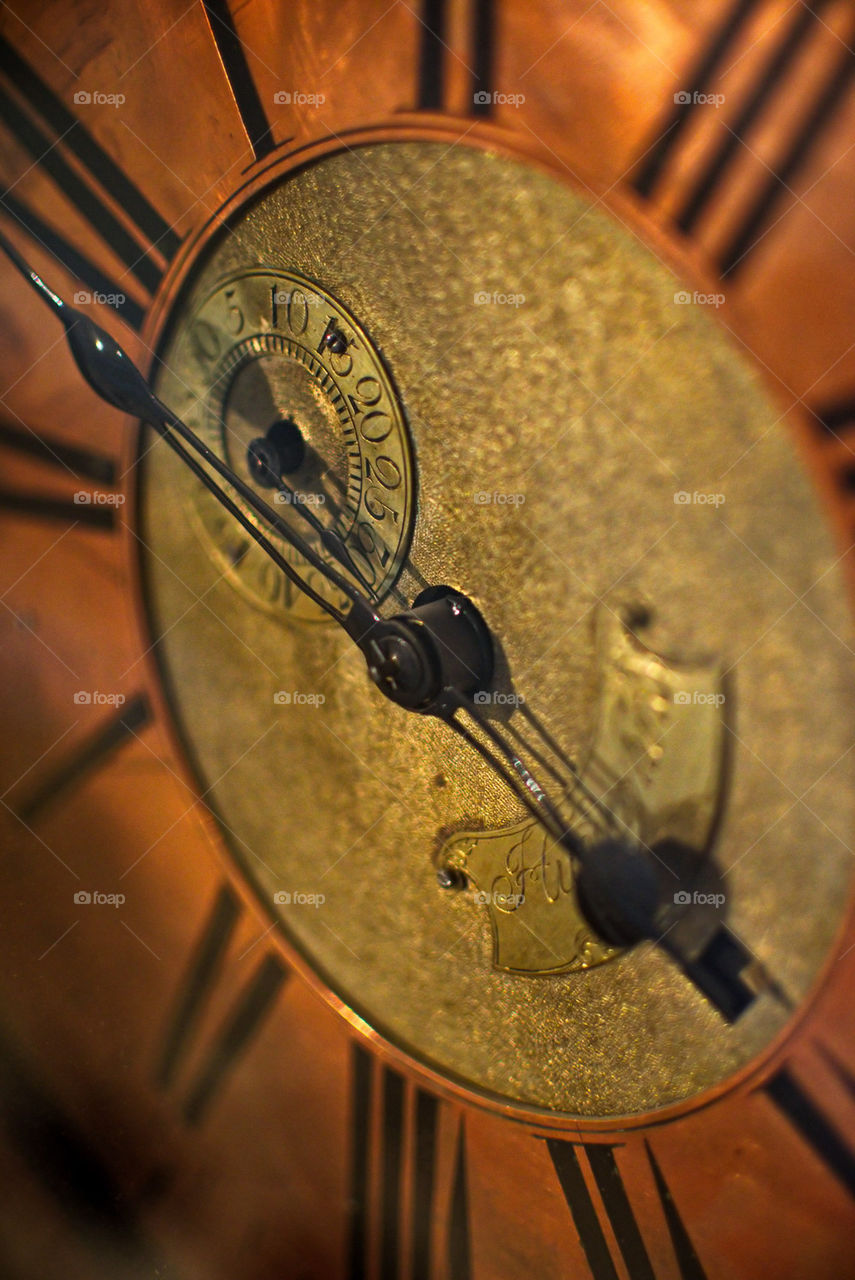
[2, 3, 855, 1279]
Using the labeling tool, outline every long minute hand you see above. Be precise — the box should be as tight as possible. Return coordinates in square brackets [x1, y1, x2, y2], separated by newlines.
[3, 238, 782, 1018]
[0, 229, 378, 645]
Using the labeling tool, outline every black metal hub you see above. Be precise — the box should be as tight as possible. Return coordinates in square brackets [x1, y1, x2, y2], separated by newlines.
[366, 588, 494, 714]
[247, 418, 306, 488]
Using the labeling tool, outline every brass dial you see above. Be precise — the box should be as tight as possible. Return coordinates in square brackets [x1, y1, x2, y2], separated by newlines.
[157, 268, 415, 621]
[141, 140, 855, 1116]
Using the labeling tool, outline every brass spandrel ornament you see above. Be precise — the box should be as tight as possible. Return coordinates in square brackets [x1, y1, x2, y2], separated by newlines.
[440, 606, 726, 974]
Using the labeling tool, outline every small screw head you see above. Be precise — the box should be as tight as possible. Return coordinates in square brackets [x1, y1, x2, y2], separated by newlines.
[322, 326, 348, 355]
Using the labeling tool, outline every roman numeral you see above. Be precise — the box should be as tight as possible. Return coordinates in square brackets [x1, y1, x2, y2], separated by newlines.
[546, 1137, 707, 1280]
[348, 1044, 471, 1279]
[155, 885, 287, 1126]
[0, 193, 145, 332]
[0, 35, 179, 327]
[763, 1052, 855, 1199]
[12, 693, 151, 824]
[201, 0, 275, 162]
[631, 1, 855, 277]
[0, 418, 121, 530]
[0, 1025, 165, 1268]
[414, 0, 495, 116]
[0, 419, 117, 486]
[810, 397, 855, 505]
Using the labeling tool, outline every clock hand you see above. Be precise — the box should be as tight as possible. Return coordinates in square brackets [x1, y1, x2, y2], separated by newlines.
[245, 433, 375, 595]
[0, 229, 378, 644]
[2, 236, 774, 1016]
[7, 236, 598, 854]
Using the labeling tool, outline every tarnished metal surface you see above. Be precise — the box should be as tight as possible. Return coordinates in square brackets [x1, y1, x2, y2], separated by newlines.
[142, 142, 855, 1115]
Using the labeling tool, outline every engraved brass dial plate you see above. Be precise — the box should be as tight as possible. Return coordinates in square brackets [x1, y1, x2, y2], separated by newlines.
[141, 141, 855, 1116]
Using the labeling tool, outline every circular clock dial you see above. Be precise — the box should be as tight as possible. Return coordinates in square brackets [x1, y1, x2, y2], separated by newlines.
[140, 140, 855, 1116]
[158, 268, 414, 621]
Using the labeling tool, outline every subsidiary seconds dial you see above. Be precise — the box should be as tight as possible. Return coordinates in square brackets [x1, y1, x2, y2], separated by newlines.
[158, 268, 415, 621]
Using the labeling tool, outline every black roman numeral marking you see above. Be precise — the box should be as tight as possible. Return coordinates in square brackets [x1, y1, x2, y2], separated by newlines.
[546, 1137, 707, 1280]
[0, 418, 121, 529]
[201, 0, 275, 161]
[0, 419, 117, 485]
[764, 1055, 855, 1199]
[348, 1044, 471, 1279]
[447, 1121, 472, 1280]
[0, 488, 116, 530]
[13, 693, 151, 824]
[0, 193, 146, 332]
[631, 0, 855, 277]
[0, 35, 179, 326]
[0, 1026, 166, 1269]
[156, 885, 287, 1126]
[810, 397, 855, 498]
[415, 0, 495, 116]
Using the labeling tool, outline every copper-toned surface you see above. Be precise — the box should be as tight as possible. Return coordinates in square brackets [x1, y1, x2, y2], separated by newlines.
[1, 2, 855, 1277]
